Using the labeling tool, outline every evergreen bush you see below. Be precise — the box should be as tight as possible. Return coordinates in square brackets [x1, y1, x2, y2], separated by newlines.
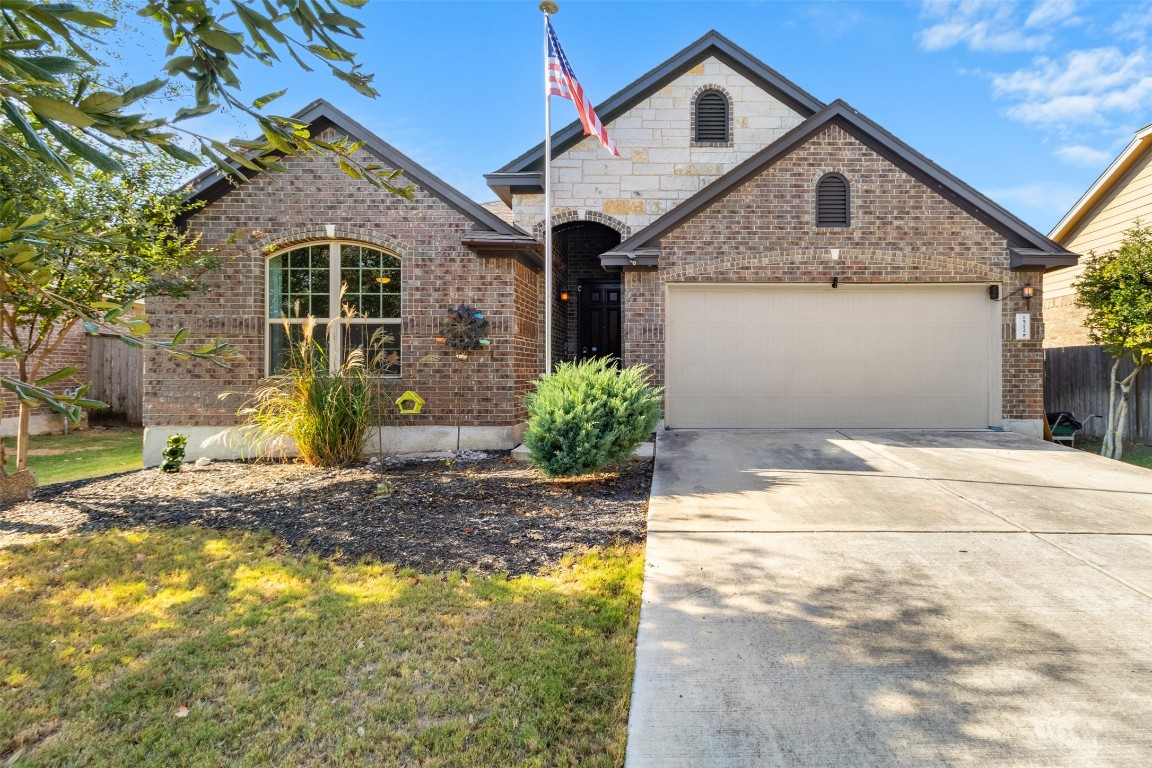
[523, 358, 661, 477]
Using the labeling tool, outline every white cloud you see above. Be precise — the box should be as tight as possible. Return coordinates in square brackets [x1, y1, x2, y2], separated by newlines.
[1025, 0, 1078, 28]
[918, 0, 1051, 52]
[1054, 144, 1112, 167]
[991, 47, 1152, 125]
[1111, 2, 1152, 42]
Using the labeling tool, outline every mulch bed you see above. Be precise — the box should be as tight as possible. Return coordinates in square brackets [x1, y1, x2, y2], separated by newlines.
[0, 453, 652, 575]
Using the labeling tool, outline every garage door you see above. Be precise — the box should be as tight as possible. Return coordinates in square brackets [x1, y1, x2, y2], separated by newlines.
[665, 284, 1000, 429]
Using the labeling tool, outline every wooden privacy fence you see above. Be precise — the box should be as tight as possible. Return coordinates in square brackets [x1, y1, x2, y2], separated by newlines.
[85, 334, 142, 426]
[1044, 345, 1149, 441]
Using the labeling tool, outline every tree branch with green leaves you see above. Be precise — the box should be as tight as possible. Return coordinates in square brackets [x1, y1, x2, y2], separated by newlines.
[0, 0, 412, 194]
[0, 0, 408, 481]
[1073, 222, 1152, 460]
[0, 154, 239, 472]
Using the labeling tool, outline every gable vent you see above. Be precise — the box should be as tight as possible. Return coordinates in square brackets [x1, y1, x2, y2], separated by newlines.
[695, 91, 729, 143]
[816, 173, 850, 227]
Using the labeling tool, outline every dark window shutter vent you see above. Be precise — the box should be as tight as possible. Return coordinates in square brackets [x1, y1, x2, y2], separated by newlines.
[695, 92, 729, 143]
[816, 175, 850, 227]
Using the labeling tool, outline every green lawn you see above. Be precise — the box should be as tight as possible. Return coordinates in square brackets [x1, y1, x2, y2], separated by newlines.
[0, 529, 643, 767]
[1074, 438, 1152, 470]
[5, 427, 142, 486]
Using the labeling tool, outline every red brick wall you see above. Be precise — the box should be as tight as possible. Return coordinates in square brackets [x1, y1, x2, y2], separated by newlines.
[145, 132, 532, 430]
[512, 259, 542, 420]
[1, 320, 87, 420]
[621, 123, 1045, 423]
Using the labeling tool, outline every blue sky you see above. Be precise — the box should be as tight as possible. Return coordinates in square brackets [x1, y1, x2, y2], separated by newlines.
[122, 1, 1152, 233]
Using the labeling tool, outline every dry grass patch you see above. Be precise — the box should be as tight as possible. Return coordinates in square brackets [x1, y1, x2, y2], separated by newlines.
[0, 528, 643, 767]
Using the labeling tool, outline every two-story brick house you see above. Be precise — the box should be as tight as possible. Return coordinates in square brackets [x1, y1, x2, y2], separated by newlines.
[143, 31, 1077, 464]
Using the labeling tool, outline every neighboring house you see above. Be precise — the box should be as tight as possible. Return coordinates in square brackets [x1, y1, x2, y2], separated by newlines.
[1045, 123, 1152, 346]
[143, 30, 1077, 465]
[0, 321, 88, 438]
[1043, 123, 1152, 438]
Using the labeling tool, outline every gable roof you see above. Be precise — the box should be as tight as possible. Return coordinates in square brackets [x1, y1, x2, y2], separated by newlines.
[1049, 122, 1152, 244]
[182, 99, 531, 240]
[603, 100, 1078, 271]
[485, 30, 825, 204]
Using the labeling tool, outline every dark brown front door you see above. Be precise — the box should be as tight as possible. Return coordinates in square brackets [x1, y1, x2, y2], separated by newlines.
[578, 280, 621, 362]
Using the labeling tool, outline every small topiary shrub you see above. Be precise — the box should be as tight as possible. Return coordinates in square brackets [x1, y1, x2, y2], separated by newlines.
[523, 358, 661, 477]
[161, 433, 187, 473]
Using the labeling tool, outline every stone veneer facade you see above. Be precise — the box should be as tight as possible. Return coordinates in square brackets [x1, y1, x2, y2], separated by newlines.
[618, 124, 1046, 426]
[144, 130, 541, 461]
[512, 56, 806, 235]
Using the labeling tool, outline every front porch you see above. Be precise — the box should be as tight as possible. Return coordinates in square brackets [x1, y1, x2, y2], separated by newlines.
[550, 220, 623, 366]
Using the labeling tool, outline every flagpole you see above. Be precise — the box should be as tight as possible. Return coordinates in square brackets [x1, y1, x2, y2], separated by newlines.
[540, 1, 558, 375]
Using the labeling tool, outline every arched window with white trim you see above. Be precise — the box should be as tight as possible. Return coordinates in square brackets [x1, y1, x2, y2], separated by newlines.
[267, 242, 401, 374]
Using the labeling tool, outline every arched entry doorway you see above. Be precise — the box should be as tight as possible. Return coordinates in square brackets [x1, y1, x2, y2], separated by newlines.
[552, 221, 622, 363]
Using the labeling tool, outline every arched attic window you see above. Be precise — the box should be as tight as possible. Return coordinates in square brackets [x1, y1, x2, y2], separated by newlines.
[816, 173, 850, 228]
[694, 89, 730, 144]
[267, 242, 402, 375]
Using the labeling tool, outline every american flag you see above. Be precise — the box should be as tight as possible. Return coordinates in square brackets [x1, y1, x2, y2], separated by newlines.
[546, 19, 619, 157]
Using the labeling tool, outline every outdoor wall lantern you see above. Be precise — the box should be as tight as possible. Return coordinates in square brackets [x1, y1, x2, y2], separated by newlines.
[990, 282, 1033, 304]
[558, 289, 570, 302]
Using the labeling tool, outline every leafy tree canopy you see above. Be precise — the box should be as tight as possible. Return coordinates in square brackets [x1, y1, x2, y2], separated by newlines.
[1075, 223, 1152, 366]
[0, 0, 404, 191]
[1074, 222, 1152, 459]
[0, 0, 402, 422]
[0, 146, 225, 469]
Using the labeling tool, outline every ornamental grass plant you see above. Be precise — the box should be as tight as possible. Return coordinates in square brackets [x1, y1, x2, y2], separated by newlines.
[233, 314, 385, 466]
[523, 357, 661, 477]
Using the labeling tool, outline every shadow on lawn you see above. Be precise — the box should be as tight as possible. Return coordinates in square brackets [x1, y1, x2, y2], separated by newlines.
[0, 529, 640, 767]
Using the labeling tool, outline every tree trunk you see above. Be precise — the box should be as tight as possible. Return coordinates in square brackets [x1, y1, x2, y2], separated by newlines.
[15, 405, 30, 471]
[15, 358, 30, 471]
[4, 359, 37, 501]
[1111, 366, 1141, 461]
[1102, 357, 1121, 458]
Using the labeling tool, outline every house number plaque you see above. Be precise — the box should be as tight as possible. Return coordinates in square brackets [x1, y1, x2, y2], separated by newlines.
[1015, 313, 1031, 340]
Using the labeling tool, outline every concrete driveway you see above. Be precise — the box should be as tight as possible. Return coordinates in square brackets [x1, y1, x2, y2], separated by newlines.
[626, 430, 1152, 767]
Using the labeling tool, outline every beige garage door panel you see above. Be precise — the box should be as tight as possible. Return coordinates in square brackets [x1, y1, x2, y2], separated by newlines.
[666, 284, 998, 429]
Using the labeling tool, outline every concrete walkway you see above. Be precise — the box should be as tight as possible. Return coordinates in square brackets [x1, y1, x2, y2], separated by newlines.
[626, 430, 1152, 767]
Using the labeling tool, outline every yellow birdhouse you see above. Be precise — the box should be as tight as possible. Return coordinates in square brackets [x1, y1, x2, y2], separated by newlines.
[394, 390, 426, 415]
